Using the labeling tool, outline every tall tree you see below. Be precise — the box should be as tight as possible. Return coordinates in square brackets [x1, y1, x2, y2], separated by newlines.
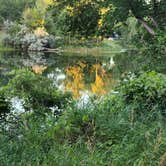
[106, 0, 166, 35]
[50, 0, 100, 37]
[0, 0, 36, 21]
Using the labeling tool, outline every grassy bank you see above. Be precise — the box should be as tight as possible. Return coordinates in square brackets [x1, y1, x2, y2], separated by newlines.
[0, 70, 166, 166]
[61, 38, 124, 56]
[0, 46, 15, 51]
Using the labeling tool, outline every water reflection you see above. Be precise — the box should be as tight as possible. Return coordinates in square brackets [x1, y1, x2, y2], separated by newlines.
[63, 61, 116, 99]
[32, 65, 47, 74]
[65, 62, 86, 99]
[22, 52, 47, 67]
[1, 50, 165, 100]
[0, 51, 119, 99]
[91, 64, 109, 95]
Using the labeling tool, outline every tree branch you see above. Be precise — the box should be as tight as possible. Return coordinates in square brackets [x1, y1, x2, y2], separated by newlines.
[149, 16, 158, 28]
[136, 18, 155, 36]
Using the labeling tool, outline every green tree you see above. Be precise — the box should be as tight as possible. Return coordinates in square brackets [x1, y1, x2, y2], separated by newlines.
[0, 0, 35, 21]
[105, 0, 166, 35]
[49, 0, 100, 37]
[22, 7, 45, 29]
[22, 0, 53, 29]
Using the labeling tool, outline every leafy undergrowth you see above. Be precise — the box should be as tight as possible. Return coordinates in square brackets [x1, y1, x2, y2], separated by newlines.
[0, 71, 166, 166]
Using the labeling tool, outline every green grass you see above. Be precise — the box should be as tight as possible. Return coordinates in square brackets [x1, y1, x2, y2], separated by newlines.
[0, 46, 15, 51]
[0, 70, 166, 166]
[62, 39, 124, 56]
[0, 31, 123, 54]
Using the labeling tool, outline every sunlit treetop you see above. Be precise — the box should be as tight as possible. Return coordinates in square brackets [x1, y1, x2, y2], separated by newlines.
[36, 0, 54, 10]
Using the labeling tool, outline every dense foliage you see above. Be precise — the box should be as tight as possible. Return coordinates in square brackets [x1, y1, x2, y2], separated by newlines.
[0, 71, 166, 165]
[0, 69, 71, 115]
[0, 0, 35, 23]
[0, 0, 165, 49]
[0, 0, 165, 165]
[47, 0, 166, 38]
[3, 22, 55, 51]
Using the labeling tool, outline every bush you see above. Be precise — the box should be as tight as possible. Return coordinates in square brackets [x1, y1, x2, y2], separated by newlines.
[0, 90, 10, 117]
[4, 69, 72, 115]
[119, 71, 166, 116]
[0, 71, 166, 165]
[3, 22, 56, 51]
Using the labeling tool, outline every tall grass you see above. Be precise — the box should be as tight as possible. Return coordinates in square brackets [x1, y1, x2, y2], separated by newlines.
[0, 71, 166, 165]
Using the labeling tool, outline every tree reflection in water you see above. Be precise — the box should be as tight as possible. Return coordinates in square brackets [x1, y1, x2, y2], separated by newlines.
[91, 64, 106, 95]
[32, 65, 47, 74]
[64, 61, 115, 99]
[65, 62, 86, 99]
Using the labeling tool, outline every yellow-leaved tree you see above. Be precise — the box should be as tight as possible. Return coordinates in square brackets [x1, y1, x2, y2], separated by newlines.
[22, 0, 53, 29]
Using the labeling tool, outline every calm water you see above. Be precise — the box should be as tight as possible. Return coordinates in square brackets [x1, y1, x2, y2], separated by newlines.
[0, 50, 165, 100]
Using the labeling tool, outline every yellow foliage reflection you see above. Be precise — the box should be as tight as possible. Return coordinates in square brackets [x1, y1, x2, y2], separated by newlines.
[91, 64, 106, 95]
[32, 65, 47, 74]
[65, 62, 86, 99]
[64, 61, 115, 99]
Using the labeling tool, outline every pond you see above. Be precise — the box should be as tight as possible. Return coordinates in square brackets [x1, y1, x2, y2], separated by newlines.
[0, 50, 165, 100]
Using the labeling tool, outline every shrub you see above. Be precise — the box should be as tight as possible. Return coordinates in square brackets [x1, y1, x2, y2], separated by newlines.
[119, 71, 166, 116]
[0, 71, 166, 165]
[0, 90, 10, 117]
[4, 69, 72, 115]
[3, 22, 56, 51]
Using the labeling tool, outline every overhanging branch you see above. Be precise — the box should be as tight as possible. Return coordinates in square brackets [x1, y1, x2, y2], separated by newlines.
[136, 18, 155, 36]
